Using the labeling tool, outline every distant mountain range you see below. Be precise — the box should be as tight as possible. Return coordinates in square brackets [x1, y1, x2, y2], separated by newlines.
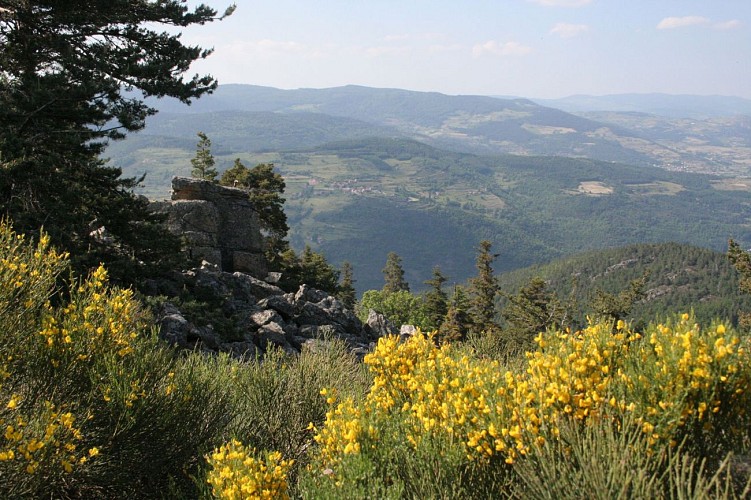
[130, 84, 751, 176]
[531, 93, 751, 119]
[104, 85, 751, 291]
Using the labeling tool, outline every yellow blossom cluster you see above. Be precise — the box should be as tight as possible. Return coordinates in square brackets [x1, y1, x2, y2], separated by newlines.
[38, 265, 143, 365]
[206, 439, 294, 500]
[0, 399, 86, 475]
[312, 315, 750, 477]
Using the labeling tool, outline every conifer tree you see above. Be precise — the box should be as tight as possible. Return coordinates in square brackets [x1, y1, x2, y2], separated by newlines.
[191, 132, 218, 182]
[300, 245, 340, 293]
[501, 277, 564, 351]
[382, 252, 410, 294]
[423, 266, 448, 331]
[440, 286, 471, 343]
[467, 240, 500, 335]
[728, 239, 751, 329]
[220, 159, 289, 265]
[0, 1, 233, 286]
[337, 261, 357, 310]
[589, 272, 649, 327]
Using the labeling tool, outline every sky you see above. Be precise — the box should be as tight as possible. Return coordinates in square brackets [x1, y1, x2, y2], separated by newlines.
[179, 0, 751, 99]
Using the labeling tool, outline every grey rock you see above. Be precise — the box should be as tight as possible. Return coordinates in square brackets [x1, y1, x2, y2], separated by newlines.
[250, 309, 286, 328]
[258, 294, 296, 320]
[364, 310, 398, 339]
[152, 177, 267, 276]
[295, 284, 329, 304]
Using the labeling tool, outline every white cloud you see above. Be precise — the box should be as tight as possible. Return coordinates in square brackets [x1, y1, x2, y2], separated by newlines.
[383, 33, 444, 43]
[365, 45, 411, 57]
[657, 16, 710, 30]
[527, 0, 592, 6]
[714, 19, 742, 30]
[472, 40, 533, 58]
[217, 39, 330, 61]
[550, 23, 589, 38]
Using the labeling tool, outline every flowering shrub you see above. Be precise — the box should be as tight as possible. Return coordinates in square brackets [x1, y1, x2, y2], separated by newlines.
[0, 221, 232, 497]
[308, 317, 751, 494]
[206, 439, 294, 499]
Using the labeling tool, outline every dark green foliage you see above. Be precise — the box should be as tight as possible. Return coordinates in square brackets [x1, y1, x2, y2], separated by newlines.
[277, 246, 340, 294]
[497, 242, 751, 329]
[728, 239, 751, 330]
[0, 0, 230, 287]
[337, 261, 357, 309]
[357, 289, 429, 329]
[299, 245, 340, 293]
[382, 251, 410, 293]
[220, 157, 252, 187]
[191, 131, 218, 181]
[590, 273, 649, 325]
[249, 163, 290, 265]
[467, 241, 501, 335]
[423, 266, 448, 332]
[501, 277, 567, 353]
[440, 286, 471, 343]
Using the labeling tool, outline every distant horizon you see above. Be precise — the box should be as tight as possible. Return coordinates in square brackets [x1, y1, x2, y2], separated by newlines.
[180, 1, 751, 100]
[209, 82, 751, 101]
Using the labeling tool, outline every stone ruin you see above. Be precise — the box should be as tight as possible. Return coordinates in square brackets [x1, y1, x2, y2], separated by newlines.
[152, 176, 268, 277]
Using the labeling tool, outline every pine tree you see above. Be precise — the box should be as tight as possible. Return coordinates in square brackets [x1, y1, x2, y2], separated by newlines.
[440, 286, 471, 343]
[220, 158, 252, 187]
[382, 252, 409, 293]
[299, 245, 340, 293]
[423, 266, 448, 331]
[501, 277, 564, 351]
[728, 239, 751, 329]
[0, 1, 233, 286]
[337, 261, 357, 310]
[589, 272, 649, 328]
[191, 132, 218, 181]
[467, 240, 500, 335]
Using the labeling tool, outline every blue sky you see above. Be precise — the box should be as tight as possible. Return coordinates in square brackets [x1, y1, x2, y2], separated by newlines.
[181, 0, 751, 98]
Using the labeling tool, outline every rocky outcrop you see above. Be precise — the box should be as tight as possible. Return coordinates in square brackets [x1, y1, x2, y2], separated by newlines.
[157, 261, 389, 359]
[152, 177, 267, 276]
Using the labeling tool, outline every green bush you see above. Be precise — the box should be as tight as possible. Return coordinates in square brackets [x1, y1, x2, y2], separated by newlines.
[0, 222, 232, 498]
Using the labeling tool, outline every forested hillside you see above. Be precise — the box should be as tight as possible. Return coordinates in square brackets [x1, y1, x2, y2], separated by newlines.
[110, 136, 751, 291]
[497, 242, 751, 328]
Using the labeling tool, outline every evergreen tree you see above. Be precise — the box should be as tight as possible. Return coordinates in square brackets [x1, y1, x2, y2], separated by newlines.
[382, 252, 409, 293]
[589, 273, 649, 327]
[299, 245, 340, 293]
[423, 266, 448, 332]
[728, 239, 751, 329]
[220, 158, 252, 187]
[337, 261, 357, 310]
[501, 277, 565, 352]
[219, 159, 289, 265]
[278, 245, 339, 294]
[246, 163, 289, 266]
[440, 286, 471, 343]
[0, 1, 233, 285]
[191, 132, 218, 181]
[467, 240, 500, 335]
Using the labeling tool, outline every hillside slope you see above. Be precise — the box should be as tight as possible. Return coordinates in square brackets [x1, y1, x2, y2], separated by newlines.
[113, 137, 751, 292]
[497, 242, 751, 327]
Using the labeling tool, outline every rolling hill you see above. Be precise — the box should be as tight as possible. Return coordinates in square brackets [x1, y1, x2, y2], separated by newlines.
[120, 84, 751, 175]
[110, 136, 751, 292]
